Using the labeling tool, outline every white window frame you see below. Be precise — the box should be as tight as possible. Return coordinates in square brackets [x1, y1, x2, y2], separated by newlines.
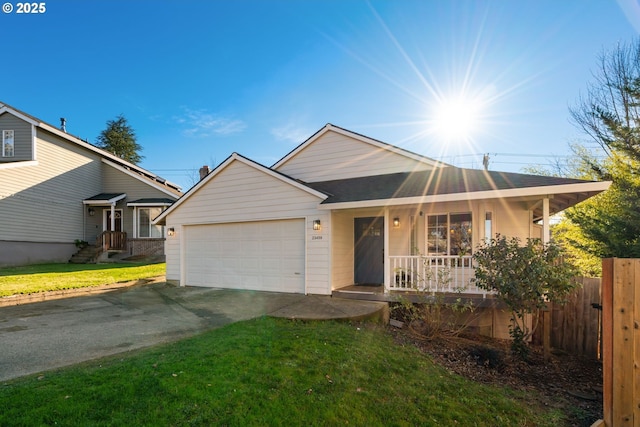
[484, 211, 493, 244]
[137, 207, 164, 238]
[426, 212, 473, 256]
[2, 130, 14, 157]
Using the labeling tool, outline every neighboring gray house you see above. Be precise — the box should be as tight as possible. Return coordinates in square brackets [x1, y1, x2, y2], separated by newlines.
[0, 102, 182, 266]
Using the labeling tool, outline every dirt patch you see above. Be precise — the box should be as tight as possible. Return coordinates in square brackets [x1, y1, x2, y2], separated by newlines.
[388, 325, 603, 426]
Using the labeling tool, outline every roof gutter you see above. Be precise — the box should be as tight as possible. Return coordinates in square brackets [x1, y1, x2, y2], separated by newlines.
[316, 181, 612, 210]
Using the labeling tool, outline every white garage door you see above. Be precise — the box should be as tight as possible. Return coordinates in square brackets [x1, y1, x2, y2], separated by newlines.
[184, 219, 305, 293]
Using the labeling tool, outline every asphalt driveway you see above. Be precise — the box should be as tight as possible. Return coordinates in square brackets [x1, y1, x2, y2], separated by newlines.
[0, 283, 385, 382]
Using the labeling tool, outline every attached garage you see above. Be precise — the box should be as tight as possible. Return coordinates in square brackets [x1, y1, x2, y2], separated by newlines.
[184, 218, 306, 293]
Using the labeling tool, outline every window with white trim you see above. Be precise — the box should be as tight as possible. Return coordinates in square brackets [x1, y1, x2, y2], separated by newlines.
[138, 207, 164, 238]
[484, 212, 493, 244]
[2, 130, 14, 157]
[427, 212, 472, 255]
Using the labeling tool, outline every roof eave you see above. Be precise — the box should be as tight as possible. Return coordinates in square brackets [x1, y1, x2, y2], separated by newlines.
[83, 193, 127, 205]
[127, 201, 174, 207]
[153, 153, 329, 225]
[102, 159, 182, 198]
[38, 122, 182, 193]
[317, 181, 612, 211]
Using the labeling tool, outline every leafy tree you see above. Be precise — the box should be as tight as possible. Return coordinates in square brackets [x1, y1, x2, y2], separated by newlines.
[96, 115, 143, 164]
[565, 38, 640, 262]
[472, 235, 578, 358]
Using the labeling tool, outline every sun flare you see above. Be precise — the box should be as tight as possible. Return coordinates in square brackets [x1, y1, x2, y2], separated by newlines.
[432, 96, 481, 141]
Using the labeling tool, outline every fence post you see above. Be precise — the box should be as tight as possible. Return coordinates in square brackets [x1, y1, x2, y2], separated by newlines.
[600, 258, 639, 426]
[543, 304, 551, 362]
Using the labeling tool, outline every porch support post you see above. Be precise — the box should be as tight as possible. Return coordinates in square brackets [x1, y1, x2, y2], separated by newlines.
[383, 207, 390, 293]
[132, 206, 137, 238]
[110, 203, 116, 231]
[542, 197, 550, 244]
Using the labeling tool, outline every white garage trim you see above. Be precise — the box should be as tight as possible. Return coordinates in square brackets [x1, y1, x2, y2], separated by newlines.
[182, 218, 306, 294]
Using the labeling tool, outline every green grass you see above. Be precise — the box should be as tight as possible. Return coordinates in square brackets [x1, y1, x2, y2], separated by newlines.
[0, 263, 166, 297]
[0, 318, 563, 426]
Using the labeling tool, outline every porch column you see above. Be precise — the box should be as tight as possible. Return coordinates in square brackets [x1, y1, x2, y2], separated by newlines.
[132, 206, 137, 238]
[383, 207, 390, 292]
[542, 197, 550, 244]
[110, 203, 116, 231]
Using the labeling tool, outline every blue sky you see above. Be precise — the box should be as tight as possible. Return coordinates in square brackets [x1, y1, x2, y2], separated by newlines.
[2, 0, 639, 190]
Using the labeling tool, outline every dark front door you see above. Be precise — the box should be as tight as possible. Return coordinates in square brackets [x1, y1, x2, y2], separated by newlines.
[106, 209, 123, 232]
[354, 217, 384, 285]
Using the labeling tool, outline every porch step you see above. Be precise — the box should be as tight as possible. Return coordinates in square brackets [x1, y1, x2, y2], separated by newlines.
[332, 287, 502, 308]
[69, 245, 102, 264]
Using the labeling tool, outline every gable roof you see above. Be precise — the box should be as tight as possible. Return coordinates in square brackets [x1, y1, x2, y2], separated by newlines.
[271, 123, 449, 171]
[307, 168, 611, 219]
[153, 152, 328, 225]
[156, 124, 611, 224]
[0, 101, 182, 196]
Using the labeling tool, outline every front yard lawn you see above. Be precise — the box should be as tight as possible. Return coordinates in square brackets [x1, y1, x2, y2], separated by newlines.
[0, 263, 166, 297]
[0, 317, 564, 426]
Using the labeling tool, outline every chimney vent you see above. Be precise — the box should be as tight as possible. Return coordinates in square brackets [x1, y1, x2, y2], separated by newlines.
[60, 118, 67, 132]
[199, 165, 211, 180]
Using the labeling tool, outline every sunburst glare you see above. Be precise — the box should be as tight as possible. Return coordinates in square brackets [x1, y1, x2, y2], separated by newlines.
[432, 95, 482, 142]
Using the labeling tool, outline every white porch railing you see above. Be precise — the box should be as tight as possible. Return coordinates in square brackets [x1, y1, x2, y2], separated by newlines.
[389, 255, 487, 296]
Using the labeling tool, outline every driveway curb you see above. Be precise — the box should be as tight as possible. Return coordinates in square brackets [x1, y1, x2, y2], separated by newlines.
[0, 276, 166, 308]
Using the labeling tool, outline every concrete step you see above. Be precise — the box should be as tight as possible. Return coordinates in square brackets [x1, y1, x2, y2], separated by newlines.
[69, 245, 102, 264]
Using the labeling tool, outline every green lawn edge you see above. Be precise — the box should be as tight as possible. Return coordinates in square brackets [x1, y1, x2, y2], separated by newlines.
[0, 318, 564, 426]
[0, 263, 166, 297]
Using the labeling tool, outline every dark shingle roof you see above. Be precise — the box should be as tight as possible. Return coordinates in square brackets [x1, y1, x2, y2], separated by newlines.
[306, 168, 595, 204]
[127, 198, 175, 204]
[83, 193, 126, 202]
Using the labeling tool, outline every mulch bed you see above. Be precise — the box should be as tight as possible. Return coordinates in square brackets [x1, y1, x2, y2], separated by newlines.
[387, 324, 603, 427]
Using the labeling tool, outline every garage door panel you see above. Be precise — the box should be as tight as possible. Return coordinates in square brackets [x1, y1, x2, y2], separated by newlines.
[185, 219, 305, 293]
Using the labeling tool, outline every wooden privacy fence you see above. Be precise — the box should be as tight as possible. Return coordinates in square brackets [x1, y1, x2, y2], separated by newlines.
[594, 258, 640, 427]
[533, 277, 602, 358]
[551, 277, 602, 357]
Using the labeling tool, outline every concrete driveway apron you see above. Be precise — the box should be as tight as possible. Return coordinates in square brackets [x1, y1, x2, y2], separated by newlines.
[0, 283, 387, 381]
[0, 283, 316, 382]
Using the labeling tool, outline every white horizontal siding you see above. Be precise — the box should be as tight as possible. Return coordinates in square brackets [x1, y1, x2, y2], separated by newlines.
[169, 161, 321, 224]
[495, 201, 535, 240]
[275, 130, 434, 182]
[166, 159, 332, 294]
[330, 211, 355, 289]
[165, 233, 181, 281]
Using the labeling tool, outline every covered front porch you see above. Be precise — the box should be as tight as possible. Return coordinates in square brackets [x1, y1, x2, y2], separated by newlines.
[75, 193, 172, 262]
[326, 195, 555, 298]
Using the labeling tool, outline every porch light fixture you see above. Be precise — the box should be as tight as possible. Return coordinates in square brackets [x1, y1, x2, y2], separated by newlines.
[393, 217, 400, 228]
[88, 207, 95, 216]
[313, 219, 321, 231]
[167, 227, 175, 237]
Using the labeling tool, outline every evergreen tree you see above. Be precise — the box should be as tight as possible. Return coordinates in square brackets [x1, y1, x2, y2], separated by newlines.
[564, 38, 640, 269]
[97, 115, 143, 164]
